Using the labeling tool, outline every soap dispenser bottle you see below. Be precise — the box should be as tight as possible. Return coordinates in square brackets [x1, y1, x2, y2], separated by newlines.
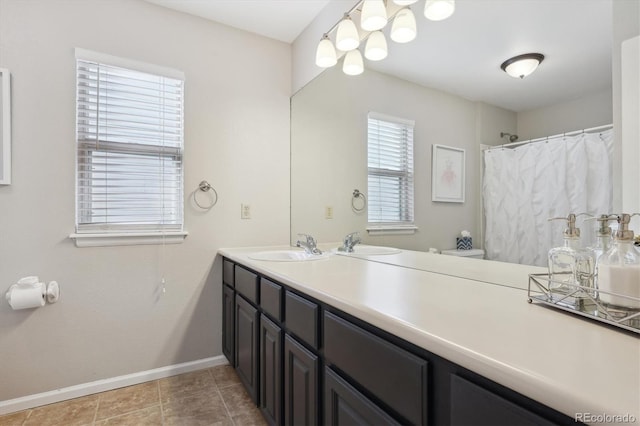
[547, 214, 594, 295]
[597, 214, 640, 309]
[586, 214, 613, 264]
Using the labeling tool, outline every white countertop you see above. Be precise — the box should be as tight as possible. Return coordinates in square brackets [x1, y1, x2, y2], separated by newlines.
[219, 245, 640, 425]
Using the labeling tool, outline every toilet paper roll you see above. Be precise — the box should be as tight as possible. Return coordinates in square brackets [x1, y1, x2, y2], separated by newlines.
[6, 283, 46, 310]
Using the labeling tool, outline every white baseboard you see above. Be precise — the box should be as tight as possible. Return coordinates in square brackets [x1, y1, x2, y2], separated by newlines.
[0, 355, 229, 416]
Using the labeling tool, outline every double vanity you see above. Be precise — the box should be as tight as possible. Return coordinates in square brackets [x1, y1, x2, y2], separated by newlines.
[218, 245, 639, 425]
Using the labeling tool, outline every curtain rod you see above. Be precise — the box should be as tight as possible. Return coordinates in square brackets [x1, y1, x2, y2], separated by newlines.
[485, 124, 613, 151]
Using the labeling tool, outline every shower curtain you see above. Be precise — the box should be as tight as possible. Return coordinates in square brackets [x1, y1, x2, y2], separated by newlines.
[483, 129, 613, 266]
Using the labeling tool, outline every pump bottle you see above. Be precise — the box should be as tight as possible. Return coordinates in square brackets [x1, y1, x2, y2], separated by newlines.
[597, 214, 640, 309]
[547, 214, 595, 295]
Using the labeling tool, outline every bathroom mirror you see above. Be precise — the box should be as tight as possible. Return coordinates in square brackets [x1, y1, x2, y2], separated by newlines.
[291, 0, 621, 262]
[0, 68, 11, 185]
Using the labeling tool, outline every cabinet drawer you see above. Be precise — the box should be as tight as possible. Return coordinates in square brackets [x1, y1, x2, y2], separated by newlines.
[325, 367, 400, 426]
[261, 278, 282, 323]
[285, 291, 319, 349]
[223, 259, 234, 286]
[450, 375, 554, 426]
[323, 311, 428, 425]
[235, 266, 258, 304]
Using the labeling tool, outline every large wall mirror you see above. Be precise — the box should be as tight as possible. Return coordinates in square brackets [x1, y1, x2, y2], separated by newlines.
[0, 68, 11, 185]
[290, 0, 638, 267]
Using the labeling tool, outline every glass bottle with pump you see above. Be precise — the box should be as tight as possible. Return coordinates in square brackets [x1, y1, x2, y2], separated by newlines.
[547, 214, 595, 296]
[597, 213, 640, 309]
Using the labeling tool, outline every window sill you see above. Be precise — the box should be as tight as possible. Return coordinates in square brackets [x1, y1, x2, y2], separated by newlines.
[69, 231, 188, 248]
[366, 225, 418, 236]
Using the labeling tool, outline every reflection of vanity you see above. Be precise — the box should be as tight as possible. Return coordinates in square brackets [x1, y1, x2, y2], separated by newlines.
[219, 246, 639, 425]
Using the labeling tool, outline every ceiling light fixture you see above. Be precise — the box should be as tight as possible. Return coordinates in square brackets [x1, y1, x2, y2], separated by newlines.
[316, 0, 456, 76]
[424, 0, 455, 21]
[500, 53, 545, 79]
[336, 14, 360, 51]
[361, 0, 388, 31]
[315, 34, 338, 68]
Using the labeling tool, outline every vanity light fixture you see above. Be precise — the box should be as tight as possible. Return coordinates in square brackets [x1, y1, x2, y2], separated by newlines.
[315, 0, 456, 75]
[365, 30, 388, 61]
[391, 8, 417, 43]
[500, 53, 545, 79]
[424, 0, 455, 21]
[361, 0, 388, 31]
[336, 14, 360, 51]
[343, 49, 364, 75]
[315, 34, 338, 68]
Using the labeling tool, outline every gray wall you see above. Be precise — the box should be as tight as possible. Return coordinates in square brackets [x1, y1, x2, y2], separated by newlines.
[517, 88, 613, 141]
[0, 0, 291, 401]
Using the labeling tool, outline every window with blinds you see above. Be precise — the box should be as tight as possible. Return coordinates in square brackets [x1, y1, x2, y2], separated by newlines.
[367, 112, 415, 225]
[75, 52, 184, 234]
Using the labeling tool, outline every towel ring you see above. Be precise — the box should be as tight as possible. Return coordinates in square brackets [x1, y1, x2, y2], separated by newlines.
[352, 189, 366, 212]
[194, 180, 218, 210]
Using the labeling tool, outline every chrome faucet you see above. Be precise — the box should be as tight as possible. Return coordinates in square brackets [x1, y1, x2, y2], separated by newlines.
[338, 232, 361, 253]
[296, 234, 322, 255]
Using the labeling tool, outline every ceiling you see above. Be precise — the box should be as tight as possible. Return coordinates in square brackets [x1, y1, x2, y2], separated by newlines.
[144, 0, 613, 112]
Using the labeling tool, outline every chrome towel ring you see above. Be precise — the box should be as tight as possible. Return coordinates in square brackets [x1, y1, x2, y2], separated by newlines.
[194, 180, 218, 210]
[352, 189, 366, 212]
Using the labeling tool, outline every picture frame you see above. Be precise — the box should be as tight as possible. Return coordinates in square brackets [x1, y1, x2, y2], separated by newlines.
[0, 68, 11, 185]
[432, 144, 465, 203]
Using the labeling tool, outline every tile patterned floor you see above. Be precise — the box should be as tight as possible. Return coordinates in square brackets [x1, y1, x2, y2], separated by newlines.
[0, 365, 267, 426]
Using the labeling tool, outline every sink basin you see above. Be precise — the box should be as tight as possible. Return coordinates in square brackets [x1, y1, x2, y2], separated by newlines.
[248, 250, 331, 262]
[334, 245, 402, 256]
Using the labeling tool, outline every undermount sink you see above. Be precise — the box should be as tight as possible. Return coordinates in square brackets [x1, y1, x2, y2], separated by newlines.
[248, 250, 331, 262]
[334, 245, 402, 256]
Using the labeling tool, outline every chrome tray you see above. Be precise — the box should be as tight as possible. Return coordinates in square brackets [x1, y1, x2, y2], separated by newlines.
[528, 273, 640, 334]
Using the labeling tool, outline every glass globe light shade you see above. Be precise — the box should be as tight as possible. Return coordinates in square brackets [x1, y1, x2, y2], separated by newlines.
[343, 49, 364, 76]
[361, 0, 388, 32]
[336, 16, 360, 51]
[391, 8, 417, 43]
[393, 0, 418, 5]
[365, 31, 388, 61]
[315, 36, 337, 68]
[424, 0, 455, 21]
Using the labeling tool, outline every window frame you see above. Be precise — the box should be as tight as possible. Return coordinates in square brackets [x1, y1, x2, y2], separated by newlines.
[70, 49, 187, 247]
[366, 112, 417, 235]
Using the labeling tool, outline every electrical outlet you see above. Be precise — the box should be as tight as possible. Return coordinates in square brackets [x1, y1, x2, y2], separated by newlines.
[241, 204, 251, 219]
[325, 206, 333, 219]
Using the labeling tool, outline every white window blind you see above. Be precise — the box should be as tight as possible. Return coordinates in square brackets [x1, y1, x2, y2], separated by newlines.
[367, 112, 415, 224]
[75, 53, 184, 233]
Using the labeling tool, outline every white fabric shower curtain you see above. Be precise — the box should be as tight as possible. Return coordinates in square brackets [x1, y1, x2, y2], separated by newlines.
[483, 129, 613, 266]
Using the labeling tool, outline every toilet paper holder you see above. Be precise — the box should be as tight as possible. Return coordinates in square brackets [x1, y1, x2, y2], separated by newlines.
[5, 276, 60, 308]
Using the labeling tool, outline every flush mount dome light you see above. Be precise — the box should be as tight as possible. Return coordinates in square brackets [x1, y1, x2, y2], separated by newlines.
[501, 53, 545, 79]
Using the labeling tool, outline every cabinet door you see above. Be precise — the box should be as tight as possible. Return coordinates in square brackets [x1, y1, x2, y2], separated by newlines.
[325, 367, 400, 426]
[450, 375, 555, 426]
[235, 295, 259, 403]
[284, 334, 318, 426]
[222, 284, 235, 365]
[260, 315, 282, 426]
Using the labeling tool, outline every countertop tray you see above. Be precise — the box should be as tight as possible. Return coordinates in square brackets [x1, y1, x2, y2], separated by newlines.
[528, 273, 640, 334]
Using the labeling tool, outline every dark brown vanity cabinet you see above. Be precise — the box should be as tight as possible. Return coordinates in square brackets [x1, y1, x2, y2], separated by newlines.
[221, 258, 576, 426]
[235, 294, 259, 403]
[325, 367, 400, 426]
[284, 334, 318, 426]
[260, 314, 282, 426]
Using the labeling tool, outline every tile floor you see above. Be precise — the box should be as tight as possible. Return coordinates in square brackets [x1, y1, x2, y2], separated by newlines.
[0, 365, 267, 426]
